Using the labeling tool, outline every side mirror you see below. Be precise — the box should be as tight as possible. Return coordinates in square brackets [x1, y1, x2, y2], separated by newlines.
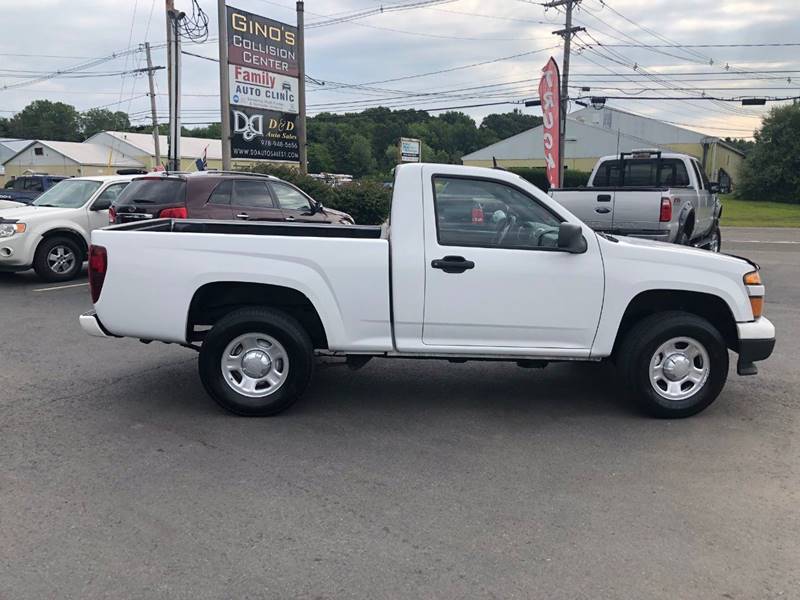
[557, 222, 587, 254]
[709, 182, 720, 194]
[90, 199, 112, 211]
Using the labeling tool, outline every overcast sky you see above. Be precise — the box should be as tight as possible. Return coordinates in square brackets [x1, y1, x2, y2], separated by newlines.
[1, 0, 799, 140]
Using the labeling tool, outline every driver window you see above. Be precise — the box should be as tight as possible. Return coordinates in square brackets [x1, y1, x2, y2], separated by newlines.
[433, 176, 561, 250]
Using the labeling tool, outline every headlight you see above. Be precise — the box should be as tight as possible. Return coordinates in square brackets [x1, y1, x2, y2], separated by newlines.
[0, 223, 26, 237]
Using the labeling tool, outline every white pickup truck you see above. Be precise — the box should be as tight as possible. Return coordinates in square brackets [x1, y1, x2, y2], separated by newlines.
[80, 163, 775, 419]
[550, 150, 722, 250]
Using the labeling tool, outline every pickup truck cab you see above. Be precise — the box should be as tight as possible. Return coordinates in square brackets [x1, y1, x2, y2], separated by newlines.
[0, 174, 68, 209]
[80, 163, 775, 419]
[0, 175, 135, 281]
[551, 150, 721, 251]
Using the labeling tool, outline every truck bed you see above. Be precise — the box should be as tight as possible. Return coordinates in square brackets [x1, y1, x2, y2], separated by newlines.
[92, 218, 392, 350]
[110, 217, 384, 239]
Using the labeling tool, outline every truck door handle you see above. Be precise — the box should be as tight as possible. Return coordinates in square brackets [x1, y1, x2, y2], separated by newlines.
[595, 207, 611, 214]
[597, 194, 612, 202]
[284, 215, 295, 221]
[431, 256, 475, 274]
[235, 212, 249, 219]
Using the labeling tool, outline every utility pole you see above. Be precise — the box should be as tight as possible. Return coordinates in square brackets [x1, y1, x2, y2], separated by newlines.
[217, 0, 232, 170]
[296, 1, 307, 174]
[143, 42, 162, 168]
[546, 0, 584, 187]
[166, 0, 183, 171]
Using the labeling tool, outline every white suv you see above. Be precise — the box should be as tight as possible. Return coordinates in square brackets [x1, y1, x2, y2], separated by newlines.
[0, 175, 138, 281]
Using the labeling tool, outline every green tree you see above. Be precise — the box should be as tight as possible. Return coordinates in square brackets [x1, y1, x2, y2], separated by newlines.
[0, 117, 10, 137]
[480, 109, 542, 141]
[308, 142, 334, 173]
[737, 103, 800, 203]
[345, 133, 376, 177]
[9, 100, 82, 141]
[723, 136, 755, 156]
[183, 123, 221, 139]
[80, 108, 131, 139]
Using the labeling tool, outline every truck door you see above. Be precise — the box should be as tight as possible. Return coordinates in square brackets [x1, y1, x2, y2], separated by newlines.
[421, 171, 604, 352]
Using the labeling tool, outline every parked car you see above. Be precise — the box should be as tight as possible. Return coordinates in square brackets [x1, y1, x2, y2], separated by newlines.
[80, 163, 774, 419]
[0, 175, 135, 281]
[110, 171, 354, 225]
[550, 150, 722, 251]
[0, 174, 68, 209]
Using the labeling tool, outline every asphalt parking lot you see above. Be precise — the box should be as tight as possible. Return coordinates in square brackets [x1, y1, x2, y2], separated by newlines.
[1, 227, 798, 599]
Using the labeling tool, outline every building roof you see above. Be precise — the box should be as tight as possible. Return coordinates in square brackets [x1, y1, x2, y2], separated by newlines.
[2, 140, 144, 167]
[463, 116, 675, 162]
[88, 131, 221, 160]
[0, 138, 33, 153]
[462, 105, 744, 161]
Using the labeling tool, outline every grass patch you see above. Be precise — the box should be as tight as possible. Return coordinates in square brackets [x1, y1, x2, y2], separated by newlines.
[720, 195, 800, 228]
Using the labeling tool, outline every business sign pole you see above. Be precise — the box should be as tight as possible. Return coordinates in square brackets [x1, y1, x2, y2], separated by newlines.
[223, 5, 301, 164]
[218, 0, 232, 170]
[538, 57, 561, 188]
[296, 1, 307, 173]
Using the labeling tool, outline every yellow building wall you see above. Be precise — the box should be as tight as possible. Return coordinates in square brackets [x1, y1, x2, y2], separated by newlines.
[464, 142, 745, 187]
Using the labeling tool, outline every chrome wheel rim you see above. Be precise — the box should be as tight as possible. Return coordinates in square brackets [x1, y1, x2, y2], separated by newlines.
[47, 245, 76, 274]
[649, 337, 710, 401]
[221, 333, 289, 398]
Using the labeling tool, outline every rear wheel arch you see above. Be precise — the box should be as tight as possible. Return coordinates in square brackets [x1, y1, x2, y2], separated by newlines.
[187, 281, 328, 349]
[612, 289, 738, 356]
[679, 209, 695, 240]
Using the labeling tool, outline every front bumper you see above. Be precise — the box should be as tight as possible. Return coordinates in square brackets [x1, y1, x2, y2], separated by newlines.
[79, 310, 116, 338]
[736, 317, 776, 375]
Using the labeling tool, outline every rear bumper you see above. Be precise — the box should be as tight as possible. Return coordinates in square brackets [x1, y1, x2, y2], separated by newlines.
[79, 310, 116, 338]
[736, 317, 775, 375]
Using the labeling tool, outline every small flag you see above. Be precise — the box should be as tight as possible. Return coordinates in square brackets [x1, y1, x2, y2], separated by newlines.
[195, 145, 208, 171]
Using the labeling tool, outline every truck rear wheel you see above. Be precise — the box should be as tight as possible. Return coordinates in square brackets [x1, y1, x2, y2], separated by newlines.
[617, 311, 728, 418]
[198, 307, 314, 416]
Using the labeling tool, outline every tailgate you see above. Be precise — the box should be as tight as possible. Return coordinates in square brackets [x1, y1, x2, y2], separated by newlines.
[610, 190, 666, 233]
[551, 189, 614, 230]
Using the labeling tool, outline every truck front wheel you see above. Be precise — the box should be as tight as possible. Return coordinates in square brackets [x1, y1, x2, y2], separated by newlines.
[617, 311, 729, 418]
[198, 307, 314, 416]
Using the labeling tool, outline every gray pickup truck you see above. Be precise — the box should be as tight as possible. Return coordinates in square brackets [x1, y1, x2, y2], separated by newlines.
[550, 150, 722, 251]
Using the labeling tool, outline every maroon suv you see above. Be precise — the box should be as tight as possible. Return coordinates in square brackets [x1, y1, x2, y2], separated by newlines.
[110, 171, 355, 225]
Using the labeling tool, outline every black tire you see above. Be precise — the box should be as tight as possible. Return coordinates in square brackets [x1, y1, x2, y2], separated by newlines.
[617, 311, 729, 418]
[198, 307, 313, 416]
[33, 236, 83, 282]
[675, 227, 690, 246]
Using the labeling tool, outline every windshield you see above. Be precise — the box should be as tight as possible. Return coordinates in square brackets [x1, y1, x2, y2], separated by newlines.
[32, 180, 102, 208]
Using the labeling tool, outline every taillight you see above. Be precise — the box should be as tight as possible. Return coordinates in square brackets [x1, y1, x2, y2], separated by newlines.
[159, 206, 188, 219]
[108, 206, 117, 224]
[659, 197, 673, 222]
[88, 245, 107, 303]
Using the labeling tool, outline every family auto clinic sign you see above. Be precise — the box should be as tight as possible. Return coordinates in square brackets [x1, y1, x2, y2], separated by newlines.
[226, 5, 300, 162]
[538, 57, 561, 188]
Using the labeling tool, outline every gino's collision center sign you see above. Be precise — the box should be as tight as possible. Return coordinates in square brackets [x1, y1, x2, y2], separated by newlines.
[226, 5, 300, 162]
[538, 57, 561, 189]
[227, 5, 298, 78]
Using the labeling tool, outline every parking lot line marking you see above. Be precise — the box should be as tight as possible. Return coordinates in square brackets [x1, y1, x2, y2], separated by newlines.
[32, 282, 89, 293]
[727, 240, 800, 244]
